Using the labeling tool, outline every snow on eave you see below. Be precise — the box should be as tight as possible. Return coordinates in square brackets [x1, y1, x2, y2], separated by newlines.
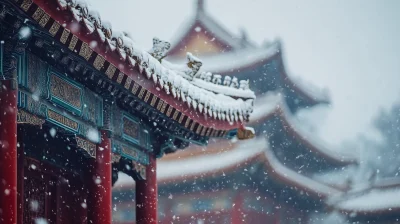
[264, 145, 342, 198]
[248, 91, 357, 164]
[157, 138, 267, 181]
[169, 10, 253, 53]
[114, 137, 341, 197]
[197, 11, 252, 49]
[52, 0, 255, 123]
[190, 78, 256, 99]
[286, 74, 331, 104]
[168, 41, 280, 74]
[277, 100, 358, 164]
[332, 187, 400, 214]
[249, 91, 283, 124]
[113, 138, 267, 189]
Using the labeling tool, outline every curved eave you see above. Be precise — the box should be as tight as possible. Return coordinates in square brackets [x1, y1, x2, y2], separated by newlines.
[262, 146, 342, 199]
[18, 0, 253, 132]
[333, 187, 400, 217]
[113, 139, 342, 200]
[249, 95, 357, 166]
[275, 107, 357, 166]
[332, 179, 400, 216]
[339, 207, 400, 218]
[168, 20, 234, 57]
[196, 47, 330, 107]
[168, 10, 252, 57]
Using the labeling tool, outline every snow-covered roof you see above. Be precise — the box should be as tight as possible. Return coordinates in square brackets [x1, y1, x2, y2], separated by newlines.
[32, 0, 256, 125]
[114, 137, 341, 198]
[286, 74, 330, 104]
[249, 91, 282, 122]
[158, 138, 265, 181]
[264, 146, 342, 197]
[169, 9, 254, 54]
[168, 41, 330, 104]
[312, 166, 358, 190]
[334, 187, 400, 213]
[114, 138, 266, 187]
[279, 102, 358, 164]
[249, 91, 358, 165]
[168, 41, 280, 74]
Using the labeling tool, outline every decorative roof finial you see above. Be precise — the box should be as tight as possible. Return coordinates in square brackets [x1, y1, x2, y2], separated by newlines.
[149, 37, 171, 61]
[196, 0, 205, 14]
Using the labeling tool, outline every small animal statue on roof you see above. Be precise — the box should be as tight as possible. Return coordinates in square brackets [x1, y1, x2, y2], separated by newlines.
[185, 52, 203, 80]
[149, 37, 171, 61]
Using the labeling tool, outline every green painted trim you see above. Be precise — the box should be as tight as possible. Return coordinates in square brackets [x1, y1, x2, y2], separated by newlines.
[172, 134, 208, 146]
[121, 113, 140, 145]
[17, 52, 28, 87]
[97, 96, 104, 127]
[46, 69, 84, 115]
[112, 141, 150, 165]
[17, 91, 27, 108]
[46, 108, 80, 133]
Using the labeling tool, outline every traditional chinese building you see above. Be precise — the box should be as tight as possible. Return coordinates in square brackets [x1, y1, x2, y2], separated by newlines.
[0, 0, 256, 224]
[322, 178, 400, 224]
[112, 1, 359, 224]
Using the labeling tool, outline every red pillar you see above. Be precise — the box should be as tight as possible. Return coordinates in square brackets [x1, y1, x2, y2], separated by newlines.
[0, 79, 18, 224]
[87, 130, 112, 224]
[231, 192, 243, 224]
[17, 127, 24, 224]
[136, 155, 157, 224]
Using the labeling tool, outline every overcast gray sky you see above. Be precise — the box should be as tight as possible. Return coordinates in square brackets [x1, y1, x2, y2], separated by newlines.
[89, 0, 400, 146]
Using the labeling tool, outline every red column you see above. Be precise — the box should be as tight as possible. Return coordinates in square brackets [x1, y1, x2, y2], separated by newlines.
[136, 155, 157, 224]
[17, 127, 24, 224]
[0, 79, 18, 224]
[231, 192, 243, 224]
[87, 130, 112, 224]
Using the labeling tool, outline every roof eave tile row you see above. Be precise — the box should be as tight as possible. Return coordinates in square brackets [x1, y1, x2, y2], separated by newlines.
[23, 0, 256, 127]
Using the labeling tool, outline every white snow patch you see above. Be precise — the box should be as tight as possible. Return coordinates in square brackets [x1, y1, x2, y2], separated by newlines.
[35, 218, 48, 224]
[54, 0, 255, 122]
[86, 128, 100, 143]
[18, 26, 32, 39]
[264, 146, 342, 196]
[335, 188, 400, 212]
[49, 128, 56, 138]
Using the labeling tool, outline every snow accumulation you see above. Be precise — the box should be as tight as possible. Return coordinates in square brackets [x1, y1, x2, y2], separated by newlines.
[264, 146, 342, 197]
[312, 165, 358, 189]
[279, 100, 358, 163]
[114, 138, 266, 187]
[289, 75, 330, 103]
[55, 0, 255, 123]
[115, 136, 340, 198]
[249, 92, 282, 122]
[169, 9, 254, 52]
[168, 37, 329, 104]
[335, 187, 400, 212]
[190, 78, 255, 99]
[168, 41, 281, 74]
[158, 138, 266, 180]
[249, 91, 357, 163]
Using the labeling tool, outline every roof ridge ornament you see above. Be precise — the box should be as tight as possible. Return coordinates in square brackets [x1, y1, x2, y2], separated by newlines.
[49, 0, 255, 123]
[185, 52, 202, 80]
[149, 37, 171, 62]
[237, 125, 255, 140]
[196, 0, 205, 15]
